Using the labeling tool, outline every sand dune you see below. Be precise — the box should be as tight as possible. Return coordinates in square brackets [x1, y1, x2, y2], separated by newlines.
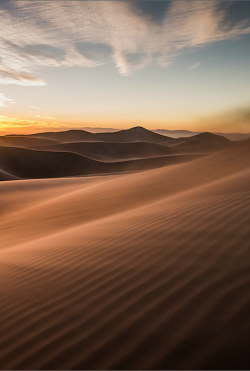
[0, 145, 201, 180]
[0, 139, 249, 245]
[0, 139, 250, 369]
[0, 146, 101, 179]
[30, 126, 173, 143]
[155, 129, 250, 141]
[0, 130, 233, 166]
[30, 129, 94, 142]
[0, 168, 19, 181]
[30, 141, 173, 161]
[0, 136, 60, 148]
[1, 127, 171, 151]
[164, 132, 233, 153]
[0, 129, 233, 182]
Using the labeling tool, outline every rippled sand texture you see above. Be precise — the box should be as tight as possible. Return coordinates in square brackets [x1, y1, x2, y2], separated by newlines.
[0, 139, 250, 369]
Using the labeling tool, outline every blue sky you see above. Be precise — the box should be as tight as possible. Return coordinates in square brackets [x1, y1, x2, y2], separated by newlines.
[0, 1, 250, 134]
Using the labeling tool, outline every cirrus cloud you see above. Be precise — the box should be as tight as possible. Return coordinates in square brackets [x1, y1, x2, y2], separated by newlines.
[35, 115, 55, 120]
[0, 1, 249, 84]
[30, 106, 43, 110]
[190, 62, 201, 69]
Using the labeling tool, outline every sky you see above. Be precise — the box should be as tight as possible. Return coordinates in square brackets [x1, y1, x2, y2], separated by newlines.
[0, 0, 250, 134]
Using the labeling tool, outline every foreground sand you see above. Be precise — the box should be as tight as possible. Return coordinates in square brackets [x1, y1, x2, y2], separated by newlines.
[0, 140, 250, 369]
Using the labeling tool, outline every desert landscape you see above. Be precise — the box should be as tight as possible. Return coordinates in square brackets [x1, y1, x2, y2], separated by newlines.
[1, 0, 250, 369]
[0, 127, 250, 369]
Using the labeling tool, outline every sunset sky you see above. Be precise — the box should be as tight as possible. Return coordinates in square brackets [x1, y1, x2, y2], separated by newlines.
[0, 0, 250, 134]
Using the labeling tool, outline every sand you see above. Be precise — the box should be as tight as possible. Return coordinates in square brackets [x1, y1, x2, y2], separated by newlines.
[0, 129, 233, 180]
[28, 126, 174, 143]
[0, 145, 203, 179]
[163, 132, 233, 153]
[29, 141, 174, 161]
[0, 138, 250, 369]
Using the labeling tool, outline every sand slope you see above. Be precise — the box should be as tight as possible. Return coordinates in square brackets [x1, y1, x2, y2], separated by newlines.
[29, 127, 173, 143]
[30, 141, 173, 161]
[164, 132, 233, 153]
[0, 168, 19, 181]
[0, 140, 250, 369]
[0, 145, 202, 180]
[0, 130, 233, 181]
[0, 136, 60, 147]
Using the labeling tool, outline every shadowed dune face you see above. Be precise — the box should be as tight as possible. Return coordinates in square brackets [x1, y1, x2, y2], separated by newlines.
[29, 126, 174, 143]
[163, 132, 234, 153]
[0, 139, 250, 369]
[0, 128, 235, 180]
[0, 145, 203, 179]
[30, 141, 174, 161]
[0, 136, 60, 147]
[30, 129, 94, 142]
[0, 168, 19, 181]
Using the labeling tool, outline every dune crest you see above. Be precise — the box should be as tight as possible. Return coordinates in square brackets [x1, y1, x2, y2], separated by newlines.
[0, 128, 236, 181]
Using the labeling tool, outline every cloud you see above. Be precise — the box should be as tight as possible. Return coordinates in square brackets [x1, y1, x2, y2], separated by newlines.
[190, 62, 201, 69]
[0, 93, 13, 107]
[75, 42, 113, 64]
[0, 1, 250, 83]
[35, 115, 55, 120]
[0, 67, 45, 86]
[0, 115, 36, 128]
[0, 115, 59, 129]
[30, 106, 43, 110]
[0, 115, 70, 134]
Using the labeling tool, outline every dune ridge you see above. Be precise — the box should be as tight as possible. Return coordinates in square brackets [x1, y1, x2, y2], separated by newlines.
[1, 139, 248, 246]
[0, 136, 60, 147]
[0, 138, 250, 369]
[163, 132, 233, 153]
[28, 126, 174, 143]
[29, 141, 173, 161]
[0, 128, 235, 181]
[0, 168, 19, 181]
[0, 145, 202, 180]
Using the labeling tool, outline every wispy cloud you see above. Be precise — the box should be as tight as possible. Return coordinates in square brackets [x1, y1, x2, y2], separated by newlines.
[0, 93, 13, 107]
[35, 115, 55, 120]
[190, 62, 201, 69]
[0, 1, 249, 84]
[0, 67, 45, 86]
[30, 106, 43, 110]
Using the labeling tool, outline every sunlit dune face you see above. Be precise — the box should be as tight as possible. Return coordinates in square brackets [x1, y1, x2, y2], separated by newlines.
[1, 139, 250, 369]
